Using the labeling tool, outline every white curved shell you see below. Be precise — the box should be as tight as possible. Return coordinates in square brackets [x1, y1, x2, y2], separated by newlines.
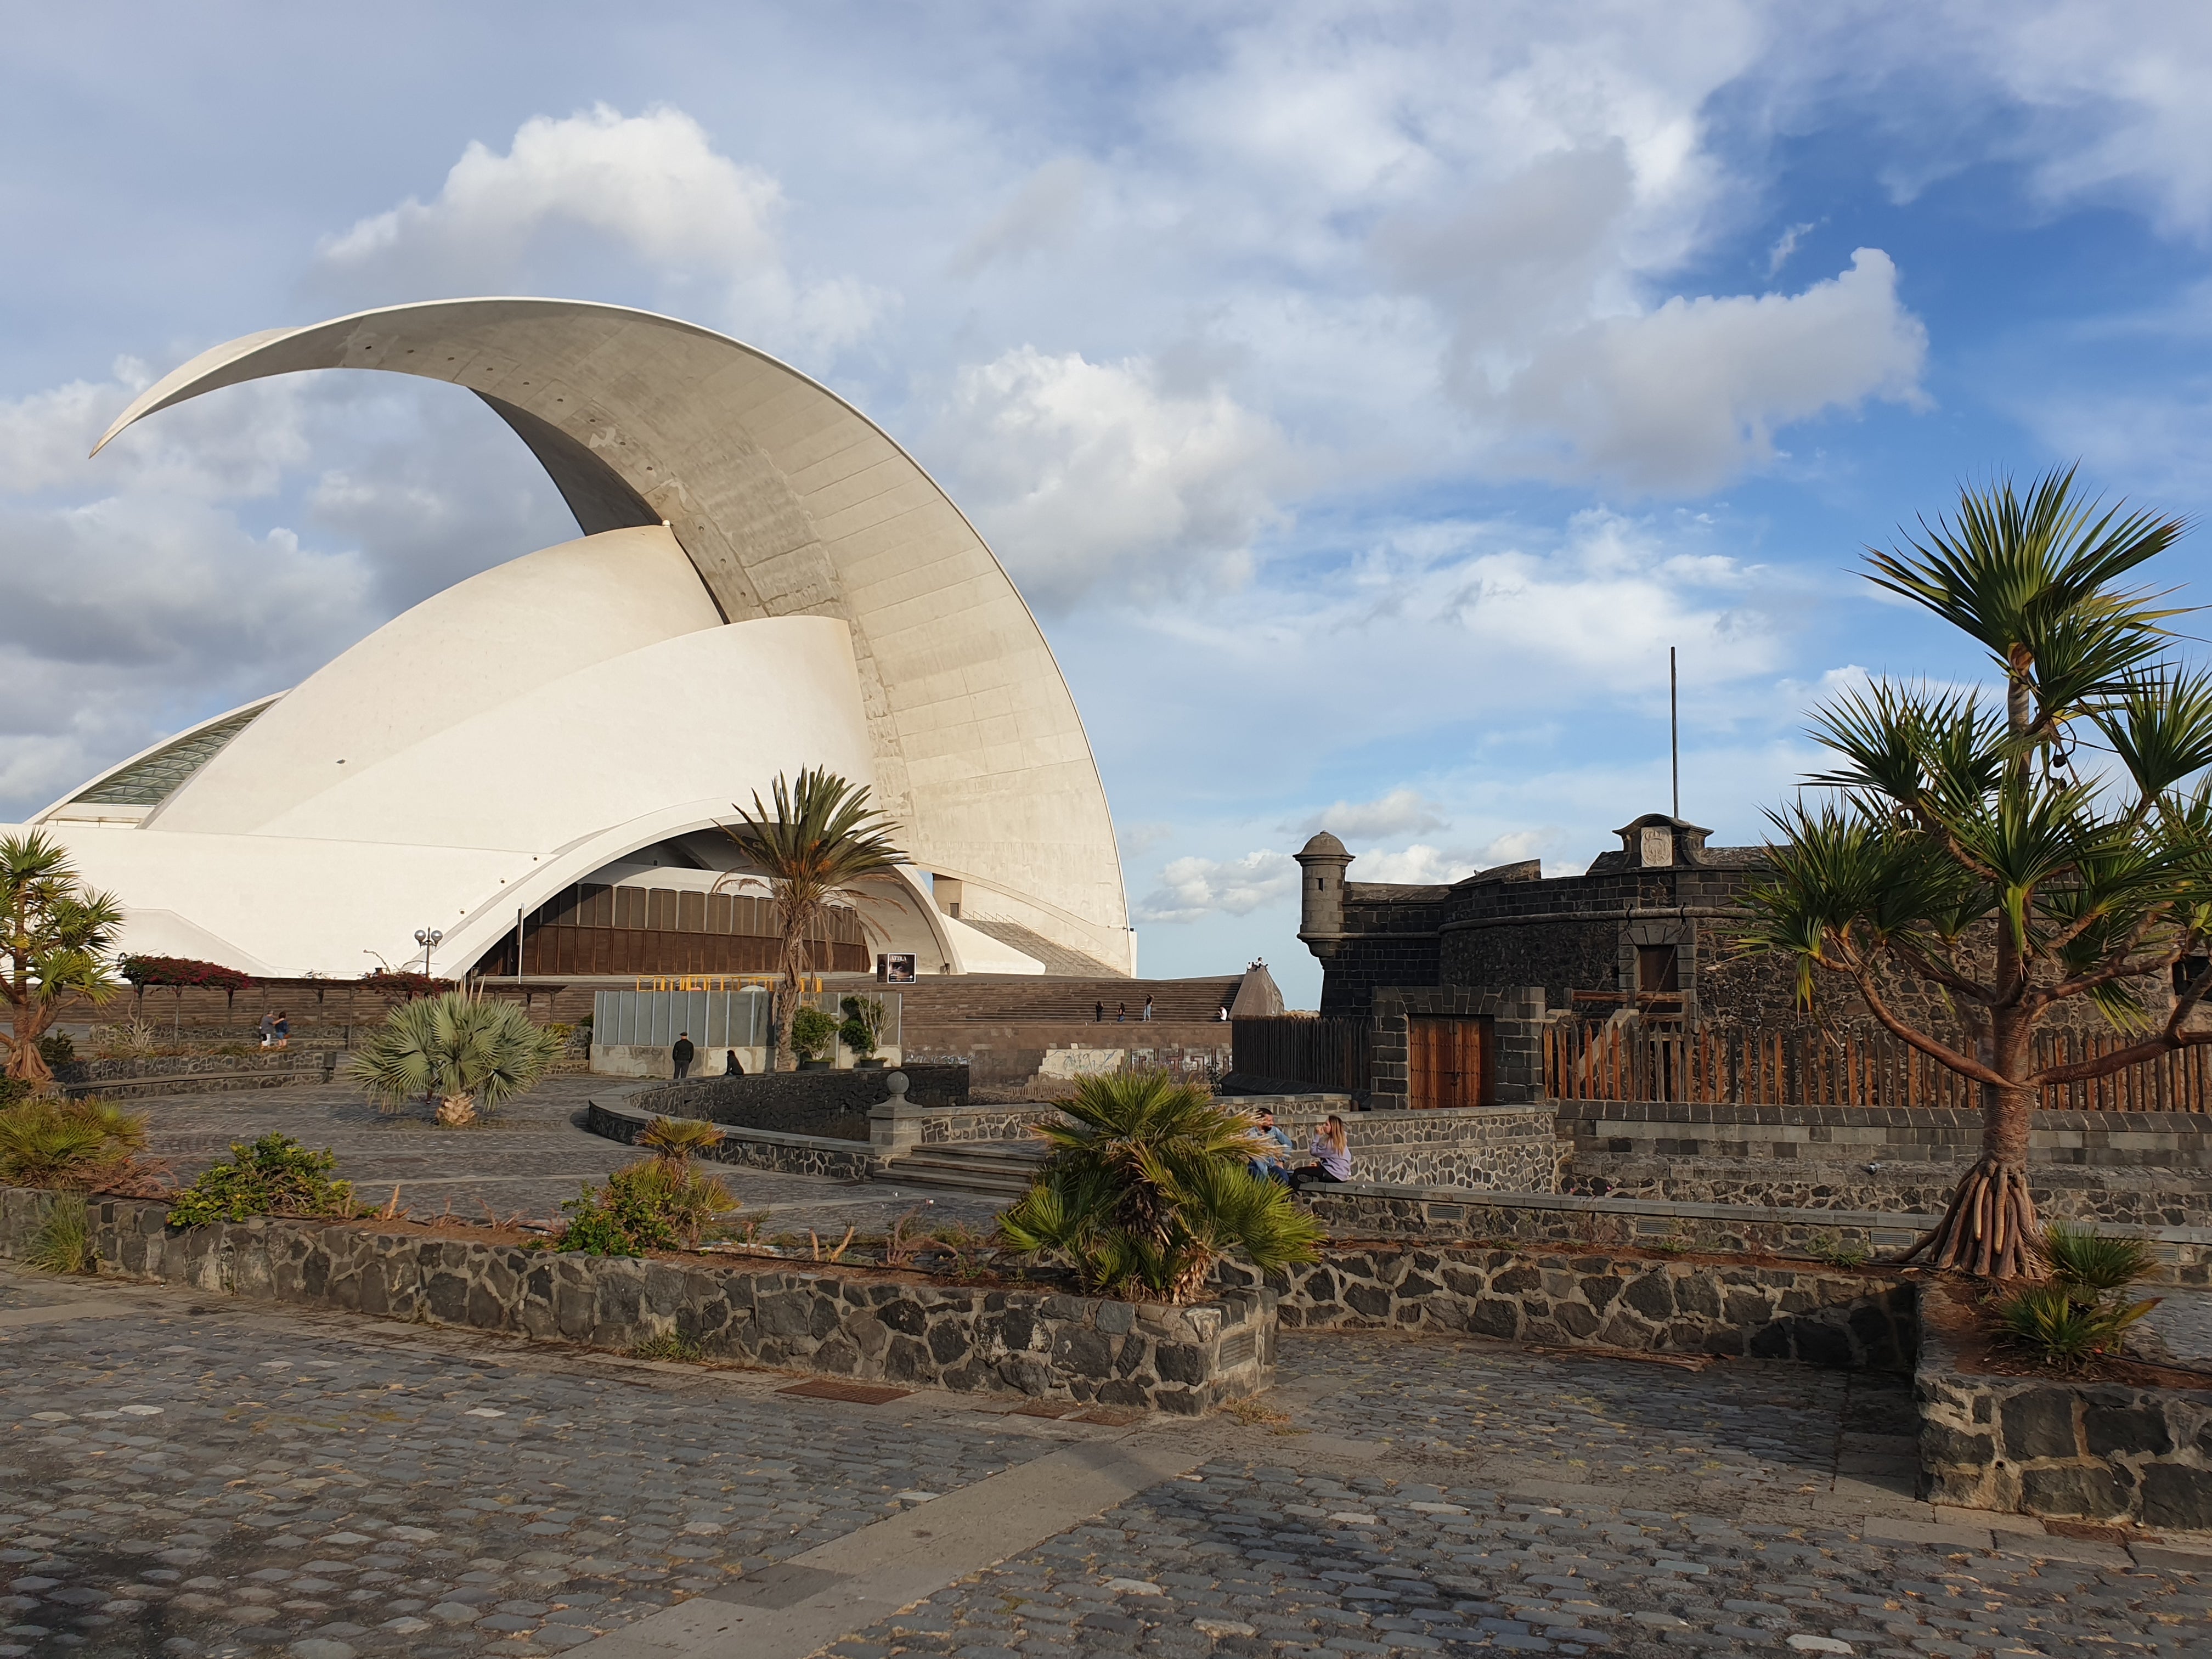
[40, 298, 1132, 977]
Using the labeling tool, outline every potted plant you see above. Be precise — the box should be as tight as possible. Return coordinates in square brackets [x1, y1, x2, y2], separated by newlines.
[789, 1004, 839, 1071]
[839, 994, 888, 1068]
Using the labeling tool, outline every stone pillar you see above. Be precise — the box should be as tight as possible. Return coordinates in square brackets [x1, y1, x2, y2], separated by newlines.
[868, 1070, 926, 1170]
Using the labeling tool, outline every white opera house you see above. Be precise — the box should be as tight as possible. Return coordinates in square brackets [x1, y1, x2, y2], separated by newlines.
[9, 300, 1133, 982]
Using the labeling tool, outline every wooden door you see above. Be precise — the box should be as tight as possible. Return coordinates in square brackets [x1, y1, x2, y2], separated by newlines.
[1408, 1017, 1492, 1109]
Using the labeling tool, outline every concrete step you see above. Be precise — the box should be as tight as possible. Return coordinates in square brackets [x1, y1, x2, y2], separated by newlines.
[881, 1142, 1047, 1198]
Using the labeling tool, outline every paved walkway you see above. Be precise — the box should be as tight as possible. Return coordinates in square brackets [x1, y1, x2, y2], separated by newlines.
[1, 1269, 2205, 1659]
[129, 1077, 1002, 1237]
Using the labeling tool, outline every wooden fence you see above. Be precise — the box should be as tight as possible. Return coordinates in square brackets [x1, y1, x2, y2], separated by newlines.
[1232, 1015, 1370, 1094]
[1545, 1019, 2212, 1113]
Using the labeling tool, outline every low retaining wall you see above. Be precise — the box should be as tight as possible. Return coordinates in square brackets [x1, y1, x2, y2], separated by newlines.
[1218, 1245, 1913, 1369]
[1561, 1102, 2212, 1166]
[904, 1096, 1560, 1193]
[1572, 1159, 2212, 1228]
[1916, 1284, 2212, 1530]
[627, 1063, 970, 1142]
[1299, 1182, 2212, 1286]
[586, 1096, 875, 1180]
[0, 1185, 1272, 1415]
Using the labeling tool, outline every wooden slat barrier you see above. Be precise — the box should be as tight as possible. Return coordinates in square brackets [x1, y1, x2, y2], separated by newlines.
[1544, 1019, 2212, 1111]
[1232, 1015, 1371, 1094]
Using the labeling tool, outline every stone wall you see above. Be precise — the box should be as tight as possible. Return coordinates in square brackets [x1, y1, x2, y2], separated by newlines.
[1297, 1182, 2212, 1288]
[903, 1019, 1229, 1095]
[1561, 1101, 2212, 1166]
[1216, 1244, 1915, 1369]
[896, 1097, 1560, 1193]
[1916, 1284, 2212, 1530]
[627, 1063, 970, 1142]
[586, 1096, 876, 1180]
[1562, 1102, 2212, 1226]
[0, 1184, 1274, 1415]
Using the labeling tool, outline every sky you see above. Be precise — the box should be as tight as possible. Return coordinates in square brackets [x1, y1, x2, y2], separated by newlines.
[6, 2, 2212, 1003]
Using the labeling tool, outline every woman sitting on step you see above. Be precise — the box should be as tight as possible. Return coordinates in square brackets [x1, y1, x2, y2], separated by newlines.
[1288, 1114, 1351, 1194]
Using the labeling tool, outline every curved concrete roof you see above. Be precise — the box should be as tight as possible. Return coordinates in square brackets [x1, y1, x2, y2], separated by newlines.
[97, 299, 1131, 970]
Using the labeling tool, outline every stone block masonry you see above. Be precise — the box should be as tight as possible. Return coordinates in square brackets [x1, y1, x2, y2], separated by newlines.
[0, 1184, 1273, 1414]
[1217, 1243, 1915, 1369]
[588, 1093, 876, 1179]
[1916, 1282, 2212, 1530]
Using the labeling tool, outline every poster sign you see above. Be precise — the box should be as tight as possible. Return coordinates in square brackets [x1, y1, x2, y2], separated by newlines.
[878, 953, 918, 984]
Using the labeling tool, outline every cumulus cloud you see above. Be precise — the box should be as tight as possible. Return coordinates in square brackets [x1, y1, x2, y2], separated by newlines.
[1411, 234, 1928, 493]
[1296, 787, 1448, 840]
[313, 104, 890, 359]
[1136, 849, 1300, 924]
[934, 346, 1290, 608]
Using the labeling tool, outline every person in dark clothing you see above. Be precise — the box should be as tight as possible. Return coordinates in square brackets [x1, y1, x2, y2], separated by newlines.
[725, 1049, 744, 1075]
[1094, 1000, 1105, 1023]
[1116, 1001, 1127, 1023]
[672, 1033, 695, 1080]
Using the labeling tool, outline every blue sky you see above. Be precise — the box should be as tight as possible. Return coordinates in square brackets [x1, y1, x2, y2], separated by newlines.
[6, 2, 2212, 1003]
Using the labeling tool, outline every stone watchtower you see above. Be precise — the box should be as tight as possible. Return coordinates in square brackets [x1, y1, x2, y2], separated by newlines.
[1293, 831, 1353, 963]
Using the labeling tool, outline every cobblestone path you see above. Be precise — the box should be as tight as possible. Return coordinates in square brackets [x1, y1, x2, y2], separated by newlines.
[3, 1289, 2207, 1659]
[0, 1277, 1064, 1658]
[129, 1078, 1002, 1235]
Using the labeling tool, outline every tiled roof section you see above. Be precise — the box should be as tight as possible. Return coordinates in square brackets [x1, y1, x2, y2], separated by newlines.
[72, 702, 273, 806]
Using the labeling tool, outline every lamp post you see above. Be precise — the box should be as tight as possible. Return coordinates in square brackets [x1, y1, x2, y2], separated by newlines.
[413, 928, 444, 977]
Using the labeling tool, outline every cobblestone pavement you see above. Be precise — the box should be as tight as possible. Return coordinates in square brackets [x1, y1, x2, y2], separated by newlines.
[129, 1079, 1002, 1236]
[826, 1333, 2209, 1659]
[0, 1272, 1072, 1659]
[4, 1287, 2207, 1659]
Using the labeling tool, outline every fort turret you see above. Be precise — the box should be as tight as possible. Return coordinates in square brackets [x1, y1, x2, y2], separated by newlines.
[1293, 830, 1353, 960]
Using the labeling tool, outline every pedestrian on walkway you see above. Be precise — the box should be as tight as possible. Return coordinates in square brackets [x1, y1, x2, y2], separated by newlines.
[1116, 1001, 1127, 1023]
[673, 1032, 696, 1080]
[1289, 1114, 1351, 1194]
[1094, 1000, 1105, 1023]
[1142, 995, 1154, 1022]
[257, 1011, 276, 1049]
[273, 1011, 290, 1050]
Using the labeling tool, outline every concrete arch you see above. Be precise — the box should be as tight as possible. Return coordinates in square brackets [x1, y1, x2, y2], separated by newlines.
[96, 298, 1131, 972]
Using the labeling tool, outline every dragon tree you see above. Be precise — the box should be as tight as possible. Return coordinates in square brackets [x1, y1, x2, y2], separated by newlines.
[1740, 467, 2212, 1278]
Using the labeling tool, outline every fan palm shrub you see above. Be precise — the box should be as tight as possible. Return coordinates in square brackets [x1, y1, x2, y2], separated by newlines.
[1738, 467, 2212, 1278]
[2036, 1220, 2158, 1294]
[349, 990, 561, 1125]
[718, 769, 904, 1069]
[997, 1071, 1324, 1303]
[0, 1097, 149, 1189]
[637, 1115, 721, 1161]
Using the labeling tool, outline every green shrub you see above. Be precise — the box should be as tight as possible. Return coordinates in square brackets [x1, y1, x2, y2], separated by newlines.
[2036, 1221, 2158, 1294]
[37, 1032, 75, 1069]
[998, 1071, 1324, 1302]
[0, 1098, 148, 1189]
[165, 1133, 360, 1226]
[838, 995, 887, 1058]
[1996, 1282, 2159, 1370]
[0, 1077, 29, 1109]
[789, 1005, 839, 1061]
[26, 1194, 96, 1274]
[555, 1159, 738, 1255]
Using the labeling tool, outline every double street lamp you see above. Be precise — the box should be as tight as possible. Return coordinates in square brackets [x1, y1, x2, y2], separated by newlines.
[413, 927, 444, 977]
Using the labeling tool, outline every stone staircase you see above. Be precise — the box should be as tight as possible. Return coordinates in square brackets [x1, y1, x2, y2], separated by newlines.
[878, 1139, 1049, 1199]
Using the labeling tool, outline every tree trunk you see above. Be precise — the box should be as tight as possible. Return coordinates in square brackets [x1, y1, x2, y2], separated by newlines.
[1904, 994, 2044, 1277]
[5, 1001, 56, 1086]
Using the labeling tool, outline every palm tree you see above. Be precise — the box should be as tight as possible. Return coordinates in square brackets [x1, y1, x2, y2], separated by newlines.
[1739, 467, 2212, 1278]
[718, 768, 904, 1070]
[1, 831, 125, 1089]
[349, 990, 561, 1126]
[997, 1071, 1325, 1302]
